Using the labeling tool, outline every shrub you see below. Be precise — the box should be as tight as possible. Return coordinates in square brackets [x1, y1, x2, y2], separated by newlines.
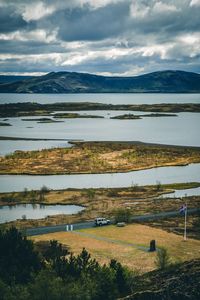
[114, 208, 132, 224]
[155, 247, 171, 270]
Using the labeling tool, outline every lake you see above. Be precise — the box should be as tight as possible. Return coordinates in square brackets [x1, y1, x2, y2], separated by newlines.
[0, 111, 200, 155]
[0, 163, 200, 193]
[0, 93, 199, 200]
[0, 204, 85, 224]
[0, 93, 199, 104]
[0, 93, 200, 155]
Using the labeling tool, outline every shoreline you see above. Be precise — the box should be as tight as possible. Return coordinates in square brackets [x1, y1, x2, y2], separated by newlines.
[1, 102, 200, 118]
[1, 182, 200, 229]
[1, 138, 200, 149]
[1, 141, 200, 175]
[0, 161, 195, 176]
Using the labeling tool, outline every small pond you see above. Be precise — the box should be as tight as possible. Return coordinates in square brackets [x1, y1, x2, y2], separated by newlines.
[0, 204, 85, 224]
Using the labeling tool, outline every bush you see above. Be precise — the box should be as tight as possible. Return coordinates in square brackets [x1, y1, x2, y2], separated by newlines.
[114, 208, 132, 224]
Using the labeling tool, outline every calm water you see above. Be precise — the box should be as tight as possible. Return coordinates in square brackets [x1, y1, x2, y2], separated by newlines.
[0, 93, 200, 154]
[0, 93, 199, 221]
[160, 187, 200, 198]
[0, 204, 85, 224]
[0, 140, 71, 156]
[0, 112, 200, 153]
[0, 163, 200, 193]
[0, 93, 199, 104]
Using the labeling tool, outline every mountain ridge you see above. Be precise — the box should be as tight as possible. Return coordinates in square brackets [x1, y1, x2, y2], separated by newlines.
[0, 70, 200, 93]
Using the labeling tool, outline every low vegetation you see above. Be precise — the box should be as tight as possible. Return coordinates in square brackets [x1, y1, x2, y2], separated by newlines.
[22, 118, 63, 123]
[1, 141, 200, 175]
[140, 212, 200, 240]
[111, 113, 177, 119]
[125, 259, 200, 300]
[1, 183, 200, 230]
[0, 102, 200, 117]
[53, 112, 104, 119]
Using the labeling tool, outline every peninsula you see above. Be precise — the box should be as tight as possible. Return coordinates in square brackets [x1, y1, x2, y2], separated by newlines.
[1, 141, 200, 175]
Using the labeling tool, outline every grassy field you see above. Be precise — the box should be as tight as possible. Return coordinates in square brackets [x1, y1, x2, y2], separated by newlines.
[1, 141, 200, 174]
[141, 213, 200, 240]
[31, 224, 200, 273]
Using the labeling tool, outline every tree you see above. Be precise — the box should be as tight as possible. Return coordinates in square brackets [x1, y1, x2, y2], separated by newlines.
[38, 185, 50, 201]
[156, 180, 162, 192]
[110, 259, 130, 296]
[28, 269, 64, 300]
[114, 208, 131, 223]
[44, 240, 69, 264]
[155, 247, 171, 270]
[0, 227, 42, 284]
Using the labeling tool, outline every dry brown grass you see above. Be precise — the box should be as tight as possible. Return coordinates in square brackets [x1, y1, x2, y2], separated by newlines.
[1, 142, 200, 174]
[2, 185, 200, 230]
[31, 224, 200, 273]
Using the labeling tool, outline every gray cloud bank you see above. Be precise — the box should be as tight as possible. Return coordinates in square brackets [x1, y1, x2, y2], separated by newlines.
[0, 0, 199, 75]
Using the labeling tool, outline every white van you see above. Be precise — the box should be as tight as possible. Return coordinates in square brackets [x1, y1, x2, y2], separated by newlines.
[95, 217, 110, 226]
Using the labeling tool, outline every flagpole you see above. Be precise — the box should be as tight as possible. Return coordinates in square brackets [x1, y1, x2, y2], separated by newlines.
[184, 196, 187, 241]
[184, 205, 187, 241]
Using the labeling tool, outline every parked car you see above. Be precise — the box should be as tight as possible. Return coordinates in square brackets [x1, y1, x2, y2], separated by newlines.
[95, 217, 111, 226]
[116, 222, 126, 227]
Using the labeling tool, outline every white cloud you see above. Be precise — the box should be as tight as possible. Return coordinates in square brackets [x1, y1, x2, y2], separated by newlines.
[177, 33, 200, 58]
[130, 1, 150, 18]
[95, 66, 145, 76]
[0, 71, 47, 76]
[190, 0, 200, 6]
[153, 2, 178, 13]
[22, 2, 55, 21]
[141, 44, 174, 59]
[0, 29, 57, 43]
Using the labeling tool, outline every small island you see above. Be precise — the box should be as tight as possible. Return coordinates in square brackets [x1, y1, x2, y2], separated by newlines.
[111, 113, 177, 120]
[0, 102, 200, 117]
[53, 113, 104, 119]
[111, 114, 141, 120]
[0, 122, 12, 126]
[22, 118, 64, 123]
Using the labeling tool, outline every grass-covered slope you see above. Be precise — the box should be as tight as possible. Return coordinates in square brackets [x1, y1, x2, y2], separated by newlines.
[124, 259, 200, 300]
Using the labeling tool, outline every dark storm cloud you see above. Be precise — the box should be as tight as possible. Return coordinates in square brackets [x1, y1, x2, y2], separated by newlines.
[0, 0, 199, 75]
[0, 6, 28, 33]
[44, 2, 130, 41]
[0, 40, 66, 55]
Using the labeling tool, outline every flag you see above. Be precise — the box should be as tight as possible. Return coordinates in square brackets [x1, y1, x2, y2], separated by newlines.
[179, 204, 187, 214]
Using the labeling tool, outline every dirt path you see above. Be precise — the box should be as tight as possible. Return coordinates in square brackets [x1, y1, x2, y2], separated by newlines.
[73, 231, 149, 252]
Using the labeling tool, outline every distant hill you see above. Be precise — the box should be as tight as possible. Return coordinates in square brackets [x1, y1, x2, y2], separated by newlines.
[0, 75, 33, 84]
[0, 70, 199, 93]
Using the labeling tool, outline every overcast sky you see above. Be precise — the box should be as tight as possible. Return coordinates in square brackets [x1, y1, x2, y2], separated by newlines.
[0, 0, 200, 76]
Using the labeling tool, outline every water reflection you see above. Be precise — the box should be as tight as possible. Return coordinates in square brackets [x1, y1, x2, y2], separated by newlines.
[0, 204, 85, 224]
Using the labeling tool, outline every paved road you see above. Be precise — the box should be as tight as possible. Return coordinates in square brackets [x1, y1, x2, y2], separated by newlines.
[24, 208, 200, 236]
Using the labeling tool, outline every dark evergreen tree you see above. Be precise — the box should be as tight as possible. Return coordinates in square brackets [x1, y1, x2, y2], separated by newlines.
[0, 227, 42, 284]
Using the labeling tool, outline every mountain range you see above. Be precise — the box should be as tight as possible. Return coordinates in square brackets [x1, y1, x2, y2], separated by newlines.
[0, 70, 200, 93]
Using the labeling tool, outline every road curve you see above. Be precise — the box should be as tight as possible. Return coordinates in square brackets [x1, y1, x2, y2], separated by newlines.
[24, 208, 200, 236]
